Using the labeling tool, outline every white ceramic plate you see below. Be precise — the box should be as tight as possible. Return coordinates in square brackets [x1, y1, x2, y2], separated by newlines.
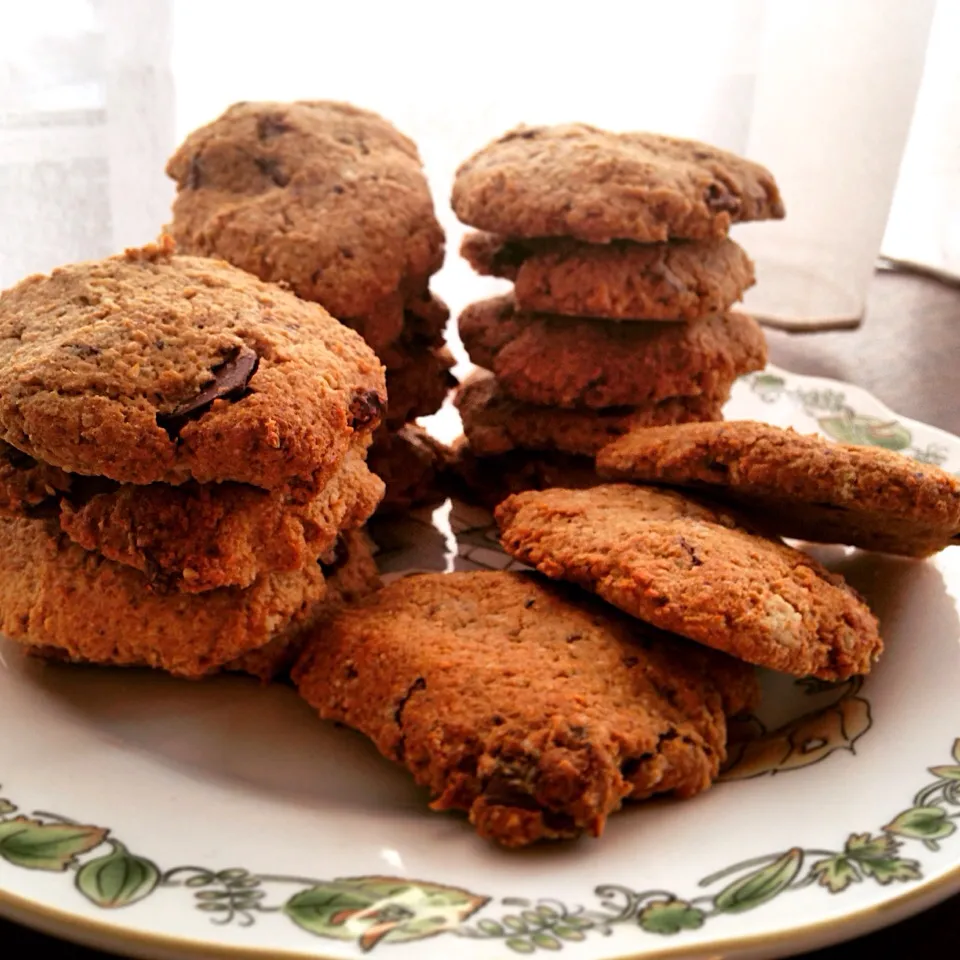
[1, 365, 958, 960]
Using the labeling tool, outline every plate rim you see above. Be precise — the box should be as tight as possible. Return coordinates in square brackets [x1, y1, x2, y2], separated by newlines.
[2, 865, 959, 960]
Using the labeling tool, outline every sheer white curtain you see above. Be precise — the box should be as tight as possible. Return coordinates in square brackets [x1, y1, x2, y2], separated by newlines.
[1, 0, 956, 324]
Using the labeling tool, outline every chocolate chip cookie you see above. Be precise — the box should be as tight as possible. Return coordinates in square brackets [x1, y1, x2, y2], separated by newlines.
[293, 570, 758, 846]
[597, 421, 960, 557]
[447, 440, 600, 509]
[30, 528, 380, 682]
[166, 101, 444, 321]
[384, 345, 456, 428]
[459, 295, 766, 409]
[461, 233, 756, 321]
[495, 485, 882, 680]
[368, 424, 451, 514]
[452, 124, 784, 243]
[0, 240, 386, 492]
[455, 371, 724, 457]
[56, 447, 383, 592]
[0, 516, 331, 679]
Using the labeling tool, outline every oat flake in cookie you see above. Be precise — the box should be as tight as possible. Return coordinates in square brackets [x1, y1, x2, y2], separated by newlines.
[495, 484, 882, 680]
[0, 240, 385, 491]
[166, 101, 445, 320]
[597, 420, 960, 558]
[452, 124, 784, 243]
[293, 570, 758, 847]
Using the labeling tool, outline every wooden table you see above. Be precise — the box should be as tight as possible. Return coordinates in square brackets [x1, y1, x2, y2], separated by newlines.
[2, 268, 958, 959]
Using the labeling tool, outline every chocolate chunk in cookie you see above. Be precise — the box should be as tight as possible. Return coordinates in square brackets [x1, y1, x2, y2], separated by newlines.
[292, 570, 758, 846]
[496, 485, 882, 680]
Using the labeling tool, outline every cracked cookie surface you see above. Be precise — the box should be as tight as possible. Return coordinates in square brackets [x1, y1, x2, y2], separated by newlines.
[452, 124, 784, 243]
[461, 233, 755, 321]
[0, 240, 386, 491]
[167, 100, 444, 321]
[597, 420, 960, 558]
[292, 570, 758, 846]
[459, 294, 766, 409]
[495, 485, 882, 680]
[455, 370, 724, 457]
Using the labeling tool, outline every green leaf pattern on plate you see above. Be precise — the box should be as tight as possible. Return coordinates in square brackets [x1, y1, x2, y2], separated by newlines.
[0, 734, 959, 952]
[745, 371, 952, 467]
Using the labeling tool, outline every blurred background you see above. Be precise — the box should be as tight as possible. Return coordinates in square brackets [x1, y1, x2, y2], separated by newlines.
[1, 0, 957, 328]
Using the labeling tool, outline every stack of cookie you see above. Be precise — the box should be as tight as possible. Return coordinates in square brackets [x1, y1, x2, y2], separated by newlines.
[449, 123, 783, 504]
[165, 100, 455, 512]
[0, 242, 386, 681]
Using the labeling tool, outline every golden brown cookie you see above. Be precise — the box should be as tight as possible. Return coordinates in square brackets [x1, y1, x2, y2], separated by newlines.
[452, 124, 784, 243]
[31, 529, 381, 682]
[459, 295, 766, 409]
[461, 233, 755, 321]
[496, 485, 882, 680]
[368, 425, 451, 514]
[385, 345, 456, 428]
[447, 439, 600, 509]
[455, 370, 724, 457]
[166, 101, 444, 320]
[57, 448, 383, 592]
[292, 570, 758, 846]
[0, 516, 330, 679]
[0, 440, 72, 515]
[597, 421, 960, 558]
[0, 240, 386, 492]
[341, 289, 450, 359]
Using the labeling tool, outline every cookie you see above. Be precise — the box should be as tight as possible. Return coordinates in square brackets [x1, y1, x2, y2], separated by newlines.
[166, 101, 444, 320]
[340, 289, 450, 359]
[447, 440, 600, 509]
[455, 371, 724, 457]
[32, 529, 380, 682]
[452, 124, 784, 243]
[461, 233, 755, 321]
[57, 447, 383, 592]
[459, 295, 766, 409]
[0, 440, 72, 515]
[496, 485, 882, 680]
[597, 421, 960, 558]
[368, 425, 451, 514]
[293, 570, 758, 846]
[375, 293, 451, 370]
[0, 240, 386, 492]
[385, 345, 456, 428]
[0, 516, 331, 678]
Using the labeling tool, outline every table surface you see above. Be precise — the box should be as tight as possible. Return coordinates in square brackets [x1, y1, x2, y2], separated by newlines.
[2, 267, 959, 959]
